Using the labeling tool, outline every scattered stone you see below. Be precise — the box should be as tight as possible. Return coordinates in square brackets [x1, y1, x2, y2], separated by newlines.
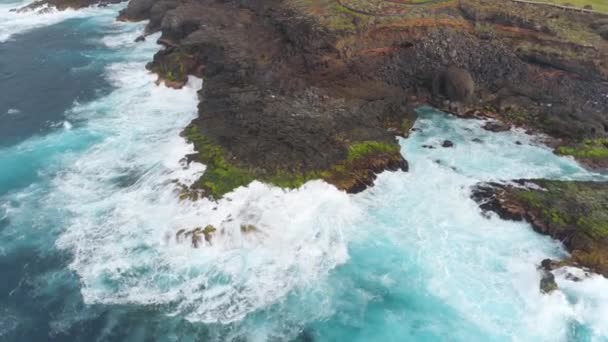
[482, 121, 510, 132]
[441, 140, 454, 148]
[135, 35, 146, 42]
[422, 144, 435, 149]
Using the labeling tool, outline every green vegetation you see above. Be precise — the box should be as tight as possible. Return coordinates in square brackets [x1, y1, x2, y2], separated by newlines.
[183, 125, 403, 199]
[556, 139, 608, 159]
[540, 0, 608, 13]
[183, 125, 256, 198]
[346, 140, 400, 161]
[513, 180, 608, 240]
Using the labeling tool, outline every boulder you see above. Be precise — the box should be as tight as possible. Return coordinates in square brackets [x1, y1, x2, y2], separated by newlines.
[482, 121, 510, 132]
[445, 67, 475, 102]
[442, 140, 454, 148]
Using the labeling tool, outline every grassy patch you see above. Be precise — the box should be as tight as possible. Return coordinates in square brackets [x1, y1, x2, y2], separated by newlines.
[183, 125, 256, 198]
[346, 140, 400, 161]
[556, 139, 608, 159]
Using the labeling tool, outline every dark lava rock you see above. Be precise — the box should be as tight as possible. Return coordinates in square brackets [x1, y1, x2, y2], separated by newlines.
[113, 0, 608, 198]
[483, 121, 511, 132]
[134, 35, 146, 42]
[442, 140, 454, 148]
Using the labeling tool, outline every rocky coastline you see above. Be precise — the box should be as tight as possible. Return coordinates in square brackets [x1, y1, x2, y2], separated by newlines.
[15, 0, 608, 282]
[19, 0, 608, 197]
[472, 180, 608, 282]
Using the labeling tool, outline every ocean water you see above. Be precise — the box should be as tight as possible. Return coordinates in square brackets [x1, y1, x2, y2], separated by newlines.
[1, 3, 608, 341]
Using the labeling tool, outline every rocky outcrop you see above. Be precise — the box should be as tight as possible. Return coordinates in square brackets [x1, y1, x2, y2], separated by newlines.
[29, 0, 608, 196]
[117, 0, 155, 21]
[472, 180, 608, 278]
[140, 0, 604, 197]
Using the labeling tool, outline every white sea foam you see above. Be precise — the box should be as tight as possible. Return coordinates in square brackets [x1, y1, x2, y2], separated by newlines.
[0, 0, 121, 42]
[18, 13, 606, 341]
[351, 111, 608, 341]
[50, 29, 358, 327]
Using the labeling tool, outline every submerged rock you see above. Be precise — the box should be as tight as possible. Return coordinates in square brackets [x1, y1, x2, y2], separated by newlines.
[179, 225, 218, 248]
[539, 270, 558, 294]
[240, 224, 259, 234]
[442, 140, 454, 148]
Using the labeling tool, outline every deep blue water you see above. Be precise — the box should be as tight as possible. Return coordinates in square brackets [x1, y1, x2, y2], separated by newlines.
[1, 3, 608, 342]
[0, 18, 111, 147]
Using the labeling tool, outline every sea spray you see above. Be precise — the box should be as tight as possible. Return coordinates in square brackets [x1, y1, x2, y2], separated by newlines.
[0, 0, 122, 42]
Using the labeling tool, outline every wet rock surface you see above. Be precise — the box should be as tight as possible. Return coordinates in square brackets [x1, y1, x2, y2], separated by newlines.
[472, 180, 608, 277]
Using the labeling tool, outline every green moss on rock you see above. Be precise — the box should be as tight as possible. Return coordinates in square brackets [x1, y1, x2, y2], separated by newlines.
[182, 125, 405, 199]
[183, 125, 256, 199]
[346, 140, 400, 161]
[513, 180, 608, 241]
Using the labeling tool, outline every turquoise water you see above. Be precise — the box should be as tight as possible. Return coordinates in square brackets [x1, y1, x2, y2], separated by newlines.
[1, 3, 608, 341]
